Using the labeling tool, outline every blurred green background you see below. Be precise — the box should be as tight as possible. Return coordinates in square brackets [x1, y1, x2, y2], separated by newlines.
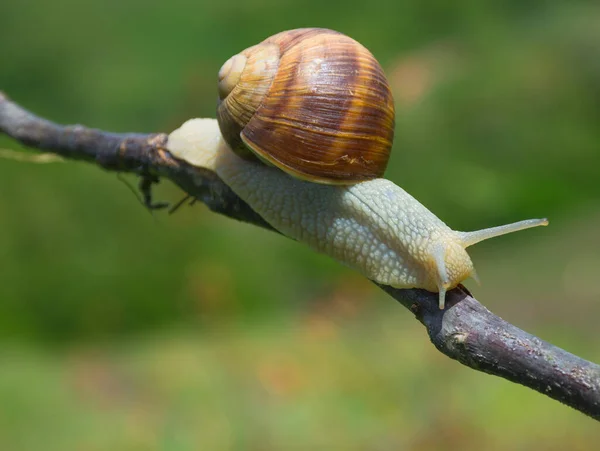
[1, 0, 600, 449]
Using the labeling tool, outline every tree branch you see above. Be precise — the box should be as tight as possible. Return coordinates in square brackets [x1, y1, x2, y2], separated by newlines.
[1, 92, 599, 421]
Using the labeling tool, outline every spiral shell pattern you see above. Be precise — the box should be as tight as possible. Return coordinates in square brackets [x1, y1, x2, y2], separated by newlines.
[217, 28, 395, 184]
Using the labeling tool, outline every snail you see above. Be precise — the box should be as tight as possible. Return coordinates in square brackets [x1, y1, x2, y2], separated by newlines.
[166, 28, 548, 309]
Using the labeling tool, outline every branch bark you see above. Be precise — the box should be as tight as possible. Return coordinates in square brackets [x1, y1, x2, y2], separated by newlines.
[1, 92, 599, 421]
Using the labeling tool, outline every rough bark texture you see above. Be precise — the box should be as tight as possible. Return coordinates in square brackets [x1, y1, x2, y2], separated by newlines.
[1, 92, 599, 421]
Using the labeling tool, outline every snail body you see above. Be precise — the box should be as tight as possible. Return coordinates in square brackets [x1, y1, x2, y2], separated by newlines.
[167, 29, 548, 308]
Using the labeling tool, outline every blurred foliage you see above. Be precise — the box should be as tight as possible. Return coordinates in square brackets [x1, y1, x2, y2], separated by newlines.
[1, 0, 600, 447]
[0, 314, 599, 450]
[0, 0, 598, 341]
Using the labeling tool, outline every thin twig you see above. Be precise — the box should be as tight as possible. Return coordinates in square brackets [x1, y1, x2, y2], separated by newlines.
[1, 91, 598, 420]
[0, 148, 64, 163]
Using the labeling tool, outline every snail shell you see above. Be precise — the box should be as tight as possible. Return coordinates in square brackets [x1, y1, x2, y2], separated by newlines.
[217, 28, 395, 184]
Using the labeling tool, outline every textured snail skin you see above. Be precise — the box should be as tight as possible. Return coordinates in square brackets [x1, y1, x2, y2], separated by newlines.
[167, 119, 548, 309]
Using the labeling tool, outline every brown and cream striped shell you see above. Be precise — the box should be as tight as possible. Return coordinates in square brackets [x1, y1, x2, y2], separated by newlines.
[216, 28, 395, 185]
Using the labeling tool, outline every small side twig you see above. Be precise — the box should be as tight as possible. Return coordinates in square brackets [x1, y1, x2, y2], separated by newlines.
[0, 147, 64, 163]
